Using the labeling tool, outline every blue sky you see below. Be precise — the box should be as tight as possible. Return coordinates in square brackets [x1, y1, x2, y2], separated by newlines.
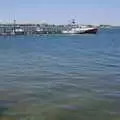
[0, 0, 120, 25]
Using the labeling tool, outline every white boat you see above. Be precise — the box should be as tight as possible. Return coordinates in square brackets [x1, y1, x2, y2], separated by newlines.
[35, 27, 46, 34]
[62, 25, 98, 34]
[12, 28, 24, 35]
[15, 28, 24, 33]
[36, 27, 43, 32]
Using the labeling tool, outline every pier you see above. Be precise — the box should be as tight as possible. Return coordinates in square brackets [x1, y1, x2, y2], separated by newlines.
[0, 23, 69, 35]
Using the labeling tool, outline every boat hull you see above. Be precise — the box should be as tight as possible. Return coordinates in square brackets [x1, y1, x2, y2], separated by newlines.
[80, 28, 98, 34]
[62, 27, 98, 34]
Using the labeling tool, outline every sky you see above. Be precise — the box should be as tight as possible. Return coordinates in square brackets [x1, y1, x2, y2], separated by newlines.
[0, 0, 120, 25]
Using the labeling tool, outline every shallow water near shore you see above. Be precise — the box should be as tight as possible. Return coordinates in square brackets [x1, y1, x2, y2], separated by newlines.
[0, 29, 120, 120]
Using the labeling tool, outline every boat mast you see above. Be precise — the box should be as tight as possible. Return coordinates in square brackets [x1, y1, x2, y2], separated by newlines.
[13, 19, 16, 33]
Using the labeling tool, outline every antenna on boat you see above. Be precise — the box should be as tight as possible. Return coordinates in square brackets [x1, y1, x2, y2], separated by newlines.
[68, 19, 76, 25]
[72, 19, 76, 25]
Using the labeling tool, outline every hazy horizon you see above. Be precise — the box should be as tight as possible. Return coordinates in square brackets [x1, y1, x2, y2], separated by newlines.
[0, 0, 120, 25]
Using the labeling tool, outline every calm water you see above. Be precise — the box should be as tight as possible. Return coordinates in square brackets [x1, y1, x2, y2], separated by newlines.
[0, 28, 120, 120]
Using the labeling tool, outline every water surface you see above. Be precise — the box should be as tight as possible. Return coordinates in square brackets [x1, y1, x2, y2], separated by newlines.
[0, 29, 120, 120]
